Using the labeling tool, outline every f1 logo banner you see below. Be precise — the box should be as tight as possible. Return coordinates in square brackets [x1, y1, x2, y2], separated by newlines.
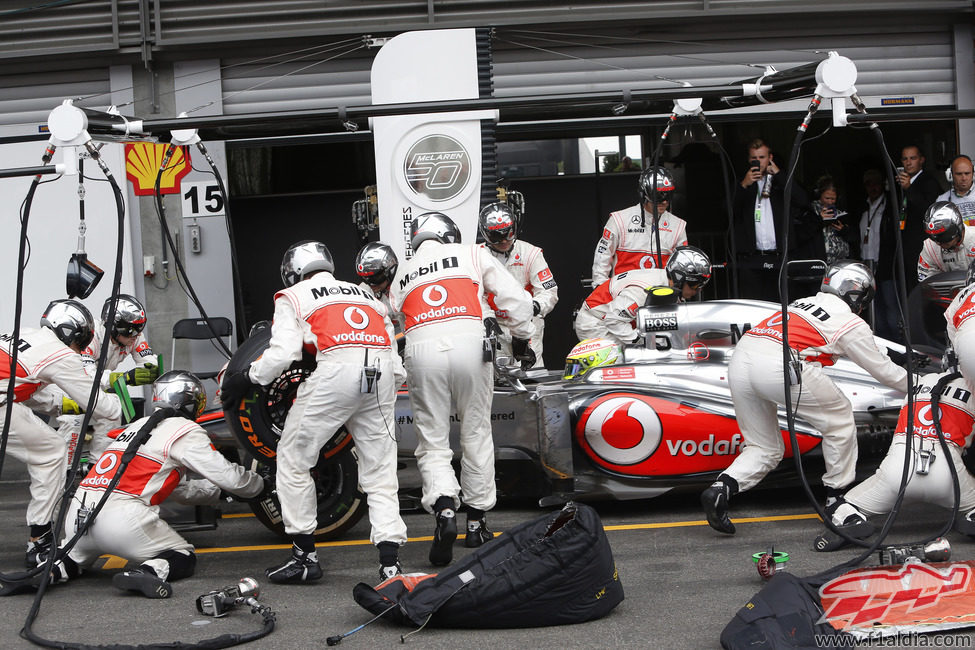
[371, 29, 497, 262]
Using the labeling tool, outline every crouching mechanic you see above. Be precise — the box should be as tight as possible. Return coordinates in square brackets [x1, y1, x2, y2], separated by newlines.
[390, 212, 534, 567]
[701, 260, 909, 535]
[53, 371, 264, 597]
[814, 370, 975, 550]
[945, 259, 975, 389]
[917, 202, 975, 282]
[223, 240, 409, 583]
[574, 245, 711, 345]
[1, 300, 122, 567]
[477, 202, 558, 367]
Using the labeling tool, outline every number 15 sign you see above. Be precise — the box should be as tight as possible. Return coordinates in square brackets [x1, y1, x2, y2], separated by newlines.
[182, 181, 225, 218]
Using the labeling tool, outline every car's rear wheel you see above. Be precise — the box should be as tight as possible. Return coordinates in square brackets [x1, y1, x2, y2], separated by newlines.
[224, 328, 366, 540]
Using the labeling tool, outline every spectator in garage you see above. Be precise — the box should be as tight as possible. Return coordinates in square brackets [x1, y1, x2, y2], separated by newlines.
[591, 166, 687, 287]
[896, 144, 943, 292]
[938, 155, 975, 226]
[794, 175, 858, 266]
[731, 139, 803, 303]
[700, 261, 909, 537]
[858, 169, 901, 342]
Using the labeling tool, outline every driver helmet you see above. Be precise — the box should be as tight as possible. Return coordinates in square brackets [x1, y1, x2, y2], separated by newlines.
[101, 294, 147, 342]
[564, 338, 622, 380]
[638, 166, 676, 205]
[355, 242, 399, 287]
[280, 240, 334, 288]
[40, 299, 95, 350]
[152, 370, 207, 420]
[923, 201, 964, 245]
[409, 212, 461, 251]
[478, 202, 518, 251]
[665, 245, 712, 292]
[820, 259, 875, 314]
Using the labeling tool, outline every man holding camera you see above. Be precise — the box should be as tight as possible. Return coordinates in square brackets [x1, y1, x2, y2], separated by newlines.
[732, 139, 797, 303]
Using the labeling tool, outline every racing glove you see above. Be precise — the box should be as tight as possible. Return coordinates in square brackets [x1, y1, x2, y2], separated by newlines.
[886, 348, 930, 371]
[532, 300, 541, 317]
[511, 337, 537, 371]
[109, 363, 159, 388]
[220, 369, 252, 407]
[61, 397, 83, 416]
[483, 317, 503, 339]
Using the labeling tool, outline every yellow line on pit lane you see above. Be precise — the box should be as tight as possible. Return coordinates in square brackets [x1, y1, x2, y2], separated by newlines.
[194, 512, 822, 554]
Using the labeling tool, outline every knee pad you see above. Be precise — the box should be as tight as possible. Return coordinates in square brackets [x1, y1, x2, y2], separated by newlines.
[150, 549, 197, 582]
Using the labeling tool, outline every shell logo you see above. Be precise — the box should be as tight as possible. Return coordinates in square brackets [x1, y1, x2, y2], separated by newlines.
[580, 396, 662, 465]
[125, 143, 191, 196]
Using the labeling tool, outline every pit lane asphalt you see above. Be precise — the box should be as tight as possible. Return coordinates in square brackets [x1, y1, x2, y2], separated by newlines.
[3, 462, 975, 650]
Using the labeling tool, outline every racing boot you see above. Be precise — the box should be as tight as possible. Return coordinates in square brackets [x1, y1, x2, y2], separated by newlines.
[377, 541, 402, 582]
[113, 568, 173, 599]
[464, 511, 495, 548]
[700, 480, 736, 535]
[826, 498, 874, 539]
[266, 540, 323, 584]
[25, 529, 54, 569]
[429, 498, 458, 567]
[955, 508, 975, 537]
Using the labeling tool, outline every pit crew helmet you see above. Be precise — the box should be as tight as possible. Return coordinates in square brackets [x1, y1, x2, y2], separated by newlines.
[665, 246, 712, 292]
[820, 259, 875, 314]
[101, 294, 147, 341]
[564, 338, 622, 380]
[478, 202, 518, 250]
[410, 212, 462, 251]
[355, 242, 399, 287]
[40, 299, 94, 350]
[280, 240, 335, 288]
[923, 201, 964, 245]
[152, 370, 207, 420]
[638, 166, 676, 204]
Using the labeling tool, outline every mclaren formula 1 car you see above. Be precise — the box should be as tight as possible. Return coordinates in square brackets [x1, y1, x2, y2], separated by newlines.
[204, 297, 914, 541]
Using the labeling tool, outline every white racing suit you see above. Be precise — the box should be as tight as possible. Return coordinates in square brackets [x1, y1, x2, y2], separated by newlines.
[574, 269, 668, 345]
[478, 240, 557, 367]
[724, 293, 909, 492]
[249, 272, 408, 545]
[591, 204, 687, 286]
[845, 372, 975, 516]
[917, 225, 975, 281]
[946, 284, 975, 388]
[53, 322, 154, 461]
[65, 415, 262, 579]
[0, 327, 122, 528]
[389, 241, 533, 513]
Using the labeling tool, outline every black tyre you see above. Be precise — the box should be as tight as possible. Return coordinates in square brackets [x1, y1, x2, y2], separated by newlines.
[224, 328, 366, 540]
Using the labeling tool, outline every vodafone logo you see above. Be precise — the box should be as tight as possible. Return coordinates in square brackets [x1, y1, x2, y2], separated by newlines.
[639, 255, 657, 269]
[422, 284, 448, 307]
[917, 404, 942, 426]
[95, 452, 119, 475]
[581, 396, 662, 465]
[343, 306, 369, 330]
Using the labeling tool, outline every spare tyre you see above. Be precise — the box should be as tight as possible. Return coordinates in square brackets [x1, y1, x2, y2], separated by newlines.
[223, 327, 366, 540]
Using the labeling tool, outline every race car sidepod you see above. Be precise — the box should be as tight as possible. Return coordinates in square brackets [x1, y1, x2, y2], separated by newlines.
[352, 501, 623, 628]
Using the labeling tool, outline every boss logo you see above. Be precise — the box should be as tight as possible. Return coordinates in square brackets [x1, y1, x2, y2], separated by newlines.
[404, 134, 471, 201]
[643, 311, 678, 332]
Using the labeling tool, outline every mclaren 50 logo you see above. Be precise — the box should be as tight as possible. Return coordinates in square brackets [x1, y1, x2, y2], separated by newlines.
[404, 134, 471, 201]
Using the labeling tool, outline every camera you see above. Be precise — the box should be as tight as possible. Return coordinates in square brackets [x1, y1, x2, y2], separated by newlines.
[196, 577, 260, 617]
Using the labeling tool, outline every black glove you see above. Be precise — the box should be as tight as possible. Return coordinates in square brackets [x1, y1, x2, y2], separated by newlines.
[532, 301, 541, 317]
[511, 337, 537, 371]
[886, 348, 930, 370]
[484, 317, 503, 339]
[220, 370, 252, 407]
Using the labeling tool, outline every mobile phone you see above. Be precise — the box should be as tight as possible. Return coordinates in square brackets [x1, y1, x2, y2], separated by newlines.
[822, 206, 838, 221]
[749, 159, 761, 171]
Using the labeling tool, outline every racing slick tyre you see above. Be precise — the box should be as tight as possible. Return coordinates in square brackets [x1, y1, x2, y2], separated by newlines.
[223, 328, 366, 541]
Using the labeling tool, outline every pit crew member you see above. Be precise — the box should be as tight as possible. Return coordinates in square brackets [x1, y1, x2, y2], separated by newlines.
[1, 300, 122, 567]
[477, 202, 557, 367]
[222, 240, 409, 583]
[389, 212, 533, 567]
[701, 260, 909, 535]
[591, 166, 687, 286]
[55, 371, 264, 598]
[814, 370, 975, 550]
[945, 258, 975, 388]
[917, 202, 975, 282]
[575, 245, 711, 345]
